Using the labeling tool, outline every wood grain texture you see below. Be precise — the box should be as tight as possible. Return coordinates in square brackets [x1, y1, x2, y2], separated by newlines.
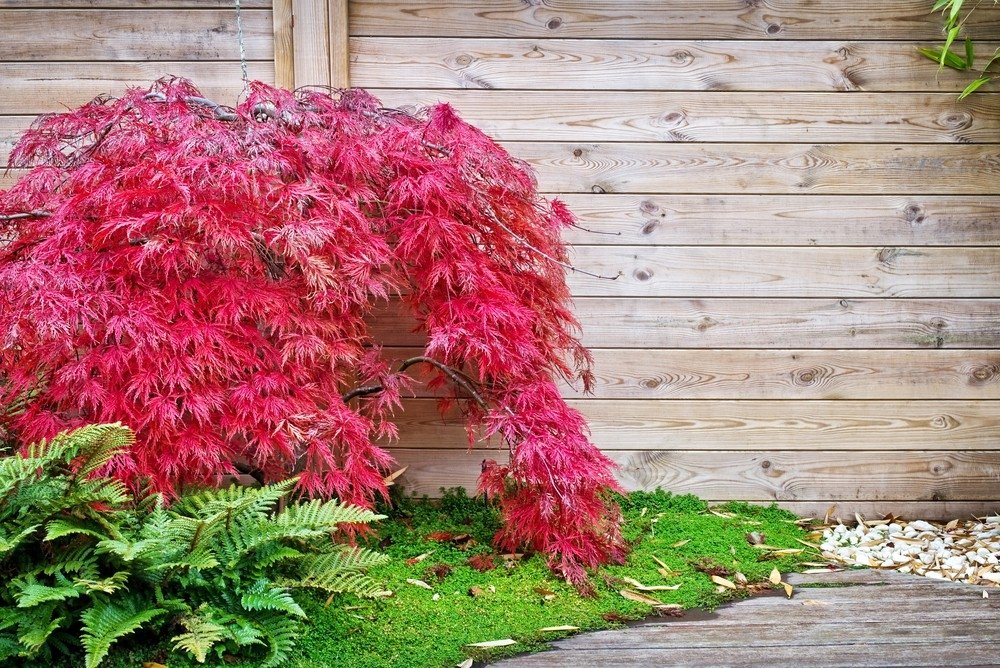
[565, 246, 1000, 298]
[293, 0, 330, 87]
[373, 90, 1000, 143]
[382, 347, 1000, 400]
[387, 399, 1000, 451]
[503, 143, 1000, 195]
[0, 62, 275, 116]
[272, 0, 295, 89]
[370, 298, 1000, 349]
[0, 9, 273, 61]
[554, 194, 1000, 246]
[350, 39, 998, 92]
[350, 1, 1000, 40]
[328, 0, 350, 87]
[3, 1, 271, 6]
[385, 448, 1000, 501]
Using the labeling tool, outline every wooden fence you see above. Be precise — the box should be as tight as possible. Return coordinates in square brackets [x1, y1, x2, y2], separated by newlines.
[2, 1, 998, 519]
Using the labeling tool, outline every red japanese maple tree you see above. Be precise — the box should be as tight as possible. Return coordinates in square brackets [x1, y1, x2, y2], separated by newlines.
[0, 78, 625, 582]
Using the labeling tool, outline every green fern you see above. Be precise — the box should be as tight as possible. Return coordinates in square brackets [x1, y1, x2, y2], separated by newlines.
[79, 596, 165, 668]
[171, 609, 226, 663]
[240, 580, 305, 618]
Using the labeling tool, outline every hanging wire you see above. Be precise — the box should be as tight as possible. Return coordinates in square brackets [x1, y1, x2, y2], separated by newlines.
[234, 0, 250, 95]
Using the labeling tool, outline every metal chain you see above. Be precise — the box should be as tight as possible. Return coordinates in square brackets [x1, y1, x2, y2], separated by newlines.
[234, 0, 249, 91]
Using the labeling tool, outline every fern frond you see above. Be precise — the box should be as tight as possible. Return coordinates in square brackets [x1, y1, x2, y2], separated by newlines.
[74, 571, 130, 595]
[15, 603, 64, 653]
[45, 516, 109, 541]
[254, 612, 300, 668]
[12, 575, 82, 608]
[80, 596, 165, 668]
[71, 423, 135, 478]
[171, 611, 225, 663]
[283, 570, 387, 597]
[240, 580, 305, 618]
[0, 523, 40, 556]
[276, 498, 385, 529]
[303, 546, 391, 575]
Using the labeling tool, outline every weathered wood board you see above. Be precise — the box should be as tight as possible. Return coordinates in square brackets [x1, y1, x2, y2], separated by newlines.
[351, 1, 1000, 40]
[372, 90, 1000, 143]
[388, 399, 1000, 451]
[350, 39, 1000, 92]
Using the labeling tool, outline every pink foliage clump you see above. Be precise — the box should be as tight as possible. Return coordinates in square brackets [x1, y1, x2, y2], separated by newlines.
[0, 78, 626, 582]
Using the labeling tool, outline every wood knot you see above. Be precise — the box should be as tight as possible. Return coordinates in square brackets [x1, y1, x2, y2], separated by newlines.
[903, 203, 925, 224]
[641, 378, 661, 389]
[877, 247, 900, 264]
[546, 17, 563, 30]
[591, 184, 607, 194]
[641, 220, 659, 235]
[670, 50, 694, 65]
[794, 369, 817, 385]
[930, 415, 957, 429]
[633, 269, 653, 281]
[696, 317, 717, 332]
[929, 317, 947, 330]
[572, 148, 584, 158]
[760, 460, 771, 469]
[455, 54, 473, 67]
[929, 460, 953, 476]
[939, 110, 973, 130]
[970, 364, 997, 383]
[839, 299, 850, 309]
[639, 200, 659, 214]
[765, 23, 782, 35]
[660, 111, 685, 126]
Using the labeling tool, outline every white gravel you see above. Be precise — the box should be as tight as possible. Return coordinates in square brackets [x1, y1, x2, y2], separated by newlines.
[820, 516, 1000, 586]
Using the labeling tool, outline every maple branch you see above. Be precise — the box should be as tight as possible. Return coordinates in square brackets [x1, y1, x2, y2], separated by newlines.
[342, 355, 489, 409]
[0, 210, 51, 222]
[143, 92, 238, 121]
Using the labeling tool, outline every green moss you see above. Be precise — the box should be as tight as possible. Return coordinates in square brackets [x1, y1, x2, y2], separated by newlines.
[104, 489, 813, 668]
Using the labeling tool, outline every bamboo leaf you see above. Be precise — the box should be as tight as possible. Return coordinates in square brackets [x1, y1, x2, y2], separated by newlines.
[965, 37, 974, 68]
[959, 76, 991, 99]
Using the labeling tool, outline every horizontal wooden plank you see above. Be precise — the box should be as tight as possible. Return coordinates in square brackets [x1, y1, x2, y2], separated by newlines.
[386, 448, 1000, 501]
[0, 62, 274, 117]
[2, 1, 271, 6]
[350, 39, 998, 92]
[555, 194, 1000, 246]
[370, 298, 1000, 348]
[0, 10, 273, 61]
[387, 399, 1000, 451]
[383, 348, 1000, 399]
[373, 91, 1000, 143]
[503, 143, 1000, 195]
[350, 1, 1000, 40]
[564, 247, 1000, 298]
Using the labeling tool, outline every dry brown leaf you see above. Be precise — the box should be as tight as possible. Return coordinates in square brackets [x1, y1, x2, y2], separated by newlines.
[382, 467, 407, 486]
[793, 538, 821, 550]
[466, 639, 517, 648]
[406, 578, 433, 590]
[404, 551, 433, 566]
[855, 512, 867, 529]
[782, 582, 794, 598]
[539, 625, 579, 632]
[641, 584, 682, 591]
[620, 589, 664, 606]
[711, 575, 737, 590]
[768, 567, 782, 585]
[746, 532, 766, 545]
[771, 548, 805, 556]
[945, 519, 960, 531]
[709, 509, 736, 519]
[734, 572, 748, 585]
[671, 539, 691, 548]
[468, 586, 484, 598]
[824, 504, 837, 525]
[651, 554, 671, 569]
[801, 599, 830, 606]
[657, 567, 672, 578]
[457, 659, 474, 668]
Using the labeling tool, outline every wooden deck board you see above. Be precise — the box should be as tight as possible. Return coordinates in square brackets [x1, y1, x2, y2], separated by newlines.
[498, 570, 1000, 667]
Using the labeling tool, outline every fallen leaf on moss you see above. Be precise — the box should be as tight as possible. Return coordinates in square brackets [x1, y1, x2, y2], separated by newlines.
[746, 532, 766, 545]
[468, 586, 484, 597]
[406, 578, 433, 590]
[620, 589, 664, 605]
[671, 539, 691, 548]
[782, 582, 794, 598]
[466, 639, 517, 648]
[405, 551, 433, 566]
[711, 575, 737, 590]
[539, 625, 579, 632]
[457, 659, 474, 668]
[769, 568, 782, 585]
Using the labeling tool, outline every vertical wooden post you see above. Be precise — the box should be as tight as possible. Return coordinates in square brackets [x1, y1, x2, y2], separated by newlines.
[272, 0, 295, 89]
[329, 0, 350, 88]
[292, 0, 331, 88]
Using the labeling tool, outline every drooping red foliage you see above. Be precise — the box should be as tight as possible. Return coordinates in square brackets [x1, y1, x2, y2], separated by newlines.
[0, 78, 626, 582]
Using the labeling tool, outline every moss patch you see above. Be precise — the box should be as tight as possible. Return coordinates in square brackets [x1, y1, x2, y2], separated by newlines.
[107, 489, 812, 668]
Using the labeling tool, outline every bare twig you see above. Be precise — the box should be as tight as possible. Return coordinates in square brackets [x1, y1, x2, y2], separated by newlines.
[143, 92, 238, 122]
[0, 210, 51, 222]
[342, 355, 489, 410]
